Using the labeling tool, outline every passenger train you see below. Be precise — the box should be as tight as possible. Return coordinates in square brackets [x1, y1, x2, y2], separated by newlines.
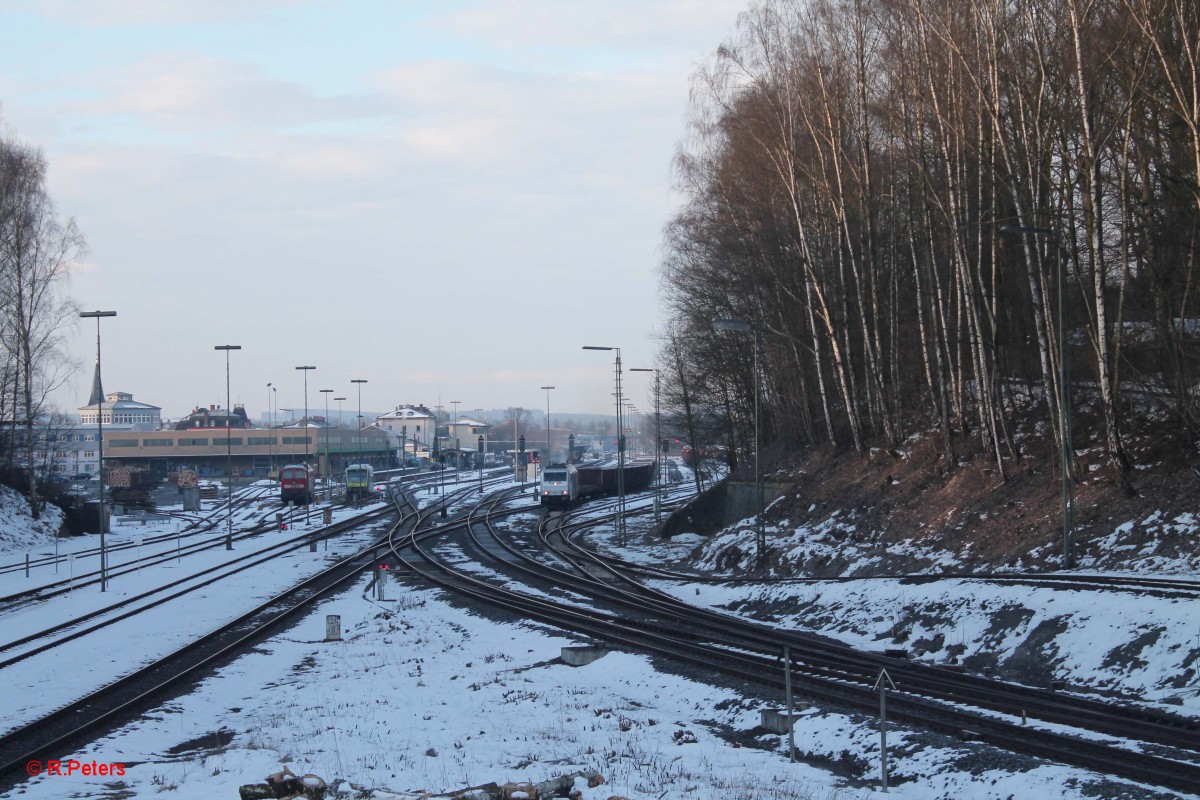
[345, 464, 375, 500]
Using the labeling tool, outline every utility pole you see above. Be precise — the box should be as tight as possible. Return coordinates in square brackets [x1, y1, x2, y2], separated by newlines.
[631, 368, 661, 523]
[584, 346, 625, 543]
[352, 379, 368, 468]
[540, 385, 555, 462]
[80, 310, 116, 591]
[215, 344, 241, 550]
[320, 388, 334, 502]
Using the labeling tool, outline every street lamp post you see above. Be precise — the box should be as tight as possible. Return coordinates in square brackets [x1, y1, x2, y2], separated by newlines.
[583, 346, 625, 544]
[267, 383, 276, 477]
[320, 388, 334, 502]
[434, 435, 446, 517]
[630, 368, 661, 524]
[295, 366, 316, 466]
[540, 386, 555, 463]
[712, 318, 764, 567]
[352, 379, 368, 468]
[1002, 223, 1075, 568]
[295, 366, 315, 522]
[80, 310, 116, 591]
[215, 345, 241, 550]
[400, 424, 407, 483]
[335, 396, 346, 477]
[478, 434, 485, 493]
[449, 400, 461, 478]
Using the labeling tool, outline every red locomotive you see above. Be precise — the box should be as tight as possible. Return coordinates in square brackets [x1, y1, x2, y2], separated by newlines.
[279, 464, 313, 505]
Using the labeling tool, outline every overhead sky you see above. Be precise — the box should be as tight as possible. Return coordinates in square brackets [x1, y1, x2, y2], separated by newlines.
[0, 0, 744, 422]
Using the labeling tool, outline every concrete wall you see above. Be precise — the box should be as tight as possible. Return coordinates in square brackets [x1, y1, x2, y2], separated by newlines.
[662, 479, 789, 537]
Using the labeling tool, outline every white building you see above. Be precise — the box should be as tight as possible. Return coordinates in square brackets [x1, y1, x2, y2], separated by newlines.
[375, 404, 437, 451]
[79, 391, 162, 429]
[52, 367, 162, 476]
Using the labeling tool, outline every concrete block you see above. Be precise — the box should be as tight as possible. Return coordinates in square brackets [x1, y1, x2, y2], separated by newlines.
[560, 645, 606, 667]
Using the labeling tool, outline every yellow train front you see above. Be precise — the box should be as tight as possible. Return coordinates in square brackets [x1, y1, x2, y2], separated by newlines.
[345, 464, 375, 501]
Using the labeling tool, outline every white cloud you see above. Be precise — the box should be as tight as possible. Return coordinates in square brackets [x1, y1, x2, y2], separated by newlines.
[432, 0, 743, 52]
[68, 54, 385, 132]
[27, 0, 302, 27]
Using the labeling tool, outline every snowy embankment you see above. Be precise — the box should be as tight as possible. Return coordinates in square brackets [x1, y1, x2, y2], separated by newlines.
[0, 479, 1197, 799]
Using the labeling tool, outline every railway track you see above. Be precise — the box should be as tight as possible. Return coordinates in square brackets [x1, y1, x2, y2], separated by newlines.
[6, 469, 1195, 795]
[0, 474, 520, 789]
[0, 504, 398, 670]
[384, 483, 1200, 796]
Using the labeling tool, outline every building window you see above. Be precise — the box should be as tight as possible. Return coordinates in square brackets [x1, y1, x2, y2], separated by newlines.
[143, 439, 173, 447]
[178, 438, 209, 446]
[248, 437, 275, 445]
[214, 437, 243, 446]
[282, 436, 311, 445]
[109, 439, 138, 447]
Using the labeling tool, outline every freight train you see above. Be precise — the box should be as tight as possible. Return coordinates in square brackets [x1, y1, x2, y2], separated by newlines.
[279, 464, 314, 505]
[540, 460, 655, 506]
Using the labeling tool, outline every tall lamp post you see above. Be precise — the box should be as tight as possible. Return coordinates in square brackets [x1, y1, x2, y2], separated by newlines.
[295, 366, 316, 466]
[540, 385, 555, 463]
[583, 346, 625, 544]
[712, 318, 764, 567]
[320, 388, 334, 501]
[215, 345, 241, 550]
[449, 400, 461, 477]
[352, 379, 368, 467]
[80, 310, 116, 591]
[267, 383, 276, 477]
[434, 435, 446, 516]
[478, 433, 485, 493]
[630, 368, 661, 524]
[335, 395, 346, 478]
[1002, 223, 1074, 568]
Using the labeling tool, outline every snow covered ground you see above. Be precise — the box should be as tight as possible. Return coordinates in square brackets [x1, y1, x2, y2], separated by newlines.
[0, 480, 1197, 799]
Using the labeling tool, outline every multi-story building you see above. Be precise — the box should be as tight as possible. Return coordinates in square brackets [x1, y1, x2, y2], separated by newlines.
[376, 404, 437, 457]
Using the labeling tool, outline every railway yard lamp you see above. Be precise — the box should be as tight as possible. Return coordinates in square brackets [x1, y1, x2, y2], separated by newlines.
[295, 366, 315, 467]
[80, 310, 116, 591]
[296, 366, 316, 524]
[1002, 223, 1075, 568]
[215, 344, 241, 550]
[630, 367, 661, 524]
[540, 385, 555, 464]
[478, 434, 485, 493]
[434, 436, 446, 516]
[320, 388, 334, 502]
[352, 378, 368, 469]
[335, 396, 347, 482]
[712, 318, 764, 567]
[267, 383, 277, 477]
[449, 400, 461, 479]
[582, 346, 625, 544]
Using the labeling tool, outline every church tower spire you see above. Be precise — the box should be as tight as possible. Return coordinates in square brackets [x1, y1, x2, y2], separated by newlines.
[87, 360, 104, 408]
